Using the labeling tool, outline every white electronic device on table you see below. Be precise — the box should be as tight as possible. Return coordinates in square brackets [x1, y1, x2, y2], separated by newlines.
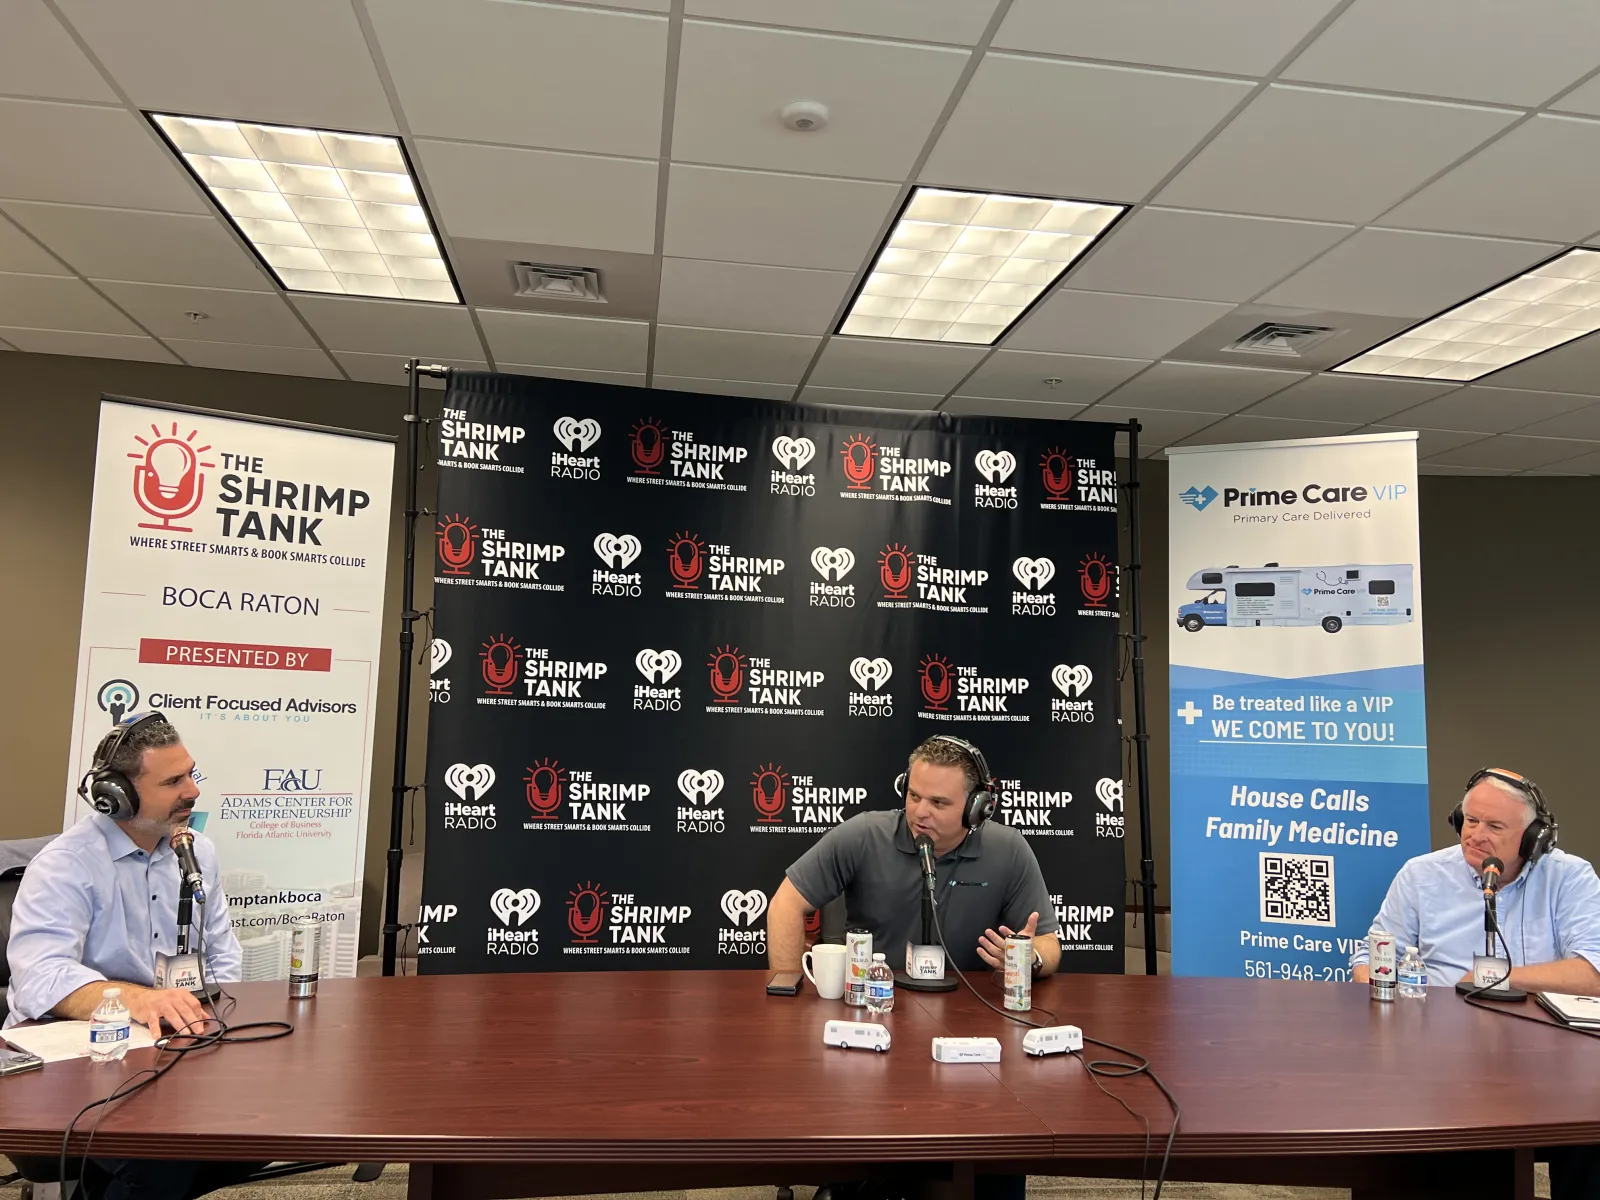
[823, 1019, 891, 1052]
[931, 1036, 1001, 1063]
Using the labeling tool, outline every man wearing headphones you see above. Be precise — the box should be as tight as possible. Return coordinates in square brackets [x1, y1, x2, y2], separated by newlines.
[1350, 768, 1600, 994]
[6, 712, 242, 1034]
[767, 734, 1062, 979]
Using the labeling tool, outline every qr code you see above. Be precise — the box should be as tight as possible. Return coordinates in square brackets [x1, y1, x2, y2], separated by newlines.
[1260, 852, 1336, 927]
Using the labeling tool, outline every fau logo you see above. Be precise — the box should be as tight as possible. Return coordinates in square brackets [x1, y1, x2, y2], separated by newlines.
[708, 645, 746, 703]
[630, 418, 666, 474]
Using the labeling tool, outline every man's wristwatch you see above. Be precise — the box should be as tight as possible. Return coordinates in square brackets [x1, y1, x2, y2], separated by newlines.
[1032, 947, 1044, 974]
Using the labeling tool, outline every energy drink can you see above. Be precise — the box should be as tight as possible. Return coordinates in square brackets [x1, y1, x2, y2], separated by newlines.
[845, 926, 872, 1008]
[289, 918, 321, 998]
[1004, 934, 1033, 1012]
[1368, 926, 1396, 1003]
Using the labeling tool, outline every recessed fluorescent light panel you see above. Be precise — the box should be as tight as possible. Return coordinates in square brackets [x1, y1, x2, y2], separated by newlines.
[1334, 248, 1600, 381]
[838, 187, 1126, 345]
[149, 113, 460, 304]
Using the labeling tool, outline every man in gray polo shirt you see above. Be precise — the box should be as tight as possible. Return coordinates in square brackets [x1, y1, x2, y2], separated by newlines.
[768, 734, 1061, 977]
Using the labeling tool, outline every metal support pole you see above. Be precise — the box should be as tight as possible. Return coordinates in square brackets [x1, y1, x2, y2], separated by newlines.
[1125, 421, 1159, 976]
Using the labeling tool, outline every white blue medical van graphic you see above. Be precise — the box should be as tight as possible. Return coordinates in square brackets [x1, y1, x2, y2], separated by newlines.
[1177, 563, 1414, 634]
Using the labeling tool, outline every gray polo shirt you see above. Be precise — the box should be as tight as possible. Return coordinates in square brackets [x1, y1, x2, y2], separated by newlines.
[786, 809, 1060, 971]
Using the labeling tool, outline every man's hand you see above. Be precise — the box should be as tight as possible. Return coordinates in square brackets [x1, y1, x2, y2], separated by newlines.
[120, 985, 210, 1035]
[978, 911, 1039, 970]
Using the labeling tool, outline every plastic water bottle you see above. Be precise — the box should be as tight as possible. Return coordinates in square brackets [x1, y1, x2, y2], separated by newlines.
[1398, 945, 1427, 1000]
[865, 952, 895, 1014]
[89, 987, 131, 1064]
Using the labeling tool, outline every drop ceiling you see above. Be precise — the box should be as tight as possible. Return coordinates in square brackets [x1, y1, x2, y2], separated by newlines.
[3, 0, 1600, 475]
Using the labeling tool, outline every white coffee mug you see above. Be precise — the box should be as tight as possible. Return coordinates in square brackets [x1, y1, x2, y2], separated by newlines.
[802, 943, 848, 999]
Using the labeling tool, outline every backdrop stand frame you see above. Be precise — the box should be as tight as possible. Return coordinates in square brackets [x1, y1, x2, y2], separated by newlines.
[1122, 421, 1159, 976]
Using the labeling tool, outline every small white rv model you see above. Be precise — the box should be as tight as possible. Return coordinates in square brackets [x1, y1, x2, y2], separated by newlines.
[823, 1019, 891, 1052]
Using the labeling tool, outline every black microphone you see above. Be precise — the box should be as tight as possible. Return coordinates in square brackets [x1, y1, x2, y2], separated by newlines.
[915, 834, 937, 896]
[169, 825, 206, 899]
[1480, 855, 1504, 959]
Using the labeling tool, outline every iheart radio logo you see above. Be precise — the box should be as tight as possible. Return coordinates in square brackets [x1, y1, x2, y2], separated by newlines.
[1012, 556, 1056, 591]
[479, 634, 522, 696]
[490, 888, 540, 927]
[840, 433, 878, 489]
[1052, 664, 1093, 698]
[630, 417, 666, 473]
[437, 513, 480, 576]
[1096, 777, 1124, 812]
[128, 421, 216, 533]
[708, 646, 746, 703]
[849, 657, 892, 692]
[751, 763, 790, 823]
[919, 653, 953, 711]
[878, 543, 913, 599]
[677, 769, 725, 804]
[429, 639, 452, 674]
[567, 880, 608, 943]
[667, 531, 706, 589]
[593, 532, 641, 569]
[553, 416, 600, 453]
[720, 889, 768, 927]
[444, 763, 495, 802]
[1041, 447, 1073, 500]
[635, 649, 682, 684]
[974, 450, 1016, 484]
[771, 436, 816, 471]
[810, 547, 855, 582]
[523, 758, 566, 819]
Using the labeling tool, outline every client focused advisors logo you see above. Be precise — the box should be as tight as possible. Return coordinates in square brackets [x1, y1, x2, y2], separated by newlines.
[1051, 664, 1094, 723]
[1179, 484, 1219, 511]
[719, 888, 769, 956]
[1095, 777, 1125, 839]
[523, 758, 567, 820]
[750, 761, 867, 833]
[442, 763, 497, 830]
[994, 774, 1074, 835]
[97, 678, 141, 724]
[429, 639, 452, 705]
[128, 420, 215, 533]
[974, 449, 1018, 509]
[848, 656, 893, 718]
[487, 888, 540, 956]
[1011, 556, 1058, 617]
[705, 647, 825, 716]
[1078, 552, 1117, 616]
[565, 881, 693, 955]
[810, 546, 857, 608]
[551, 416, 601, 481]
[771, 435, 817, 496]
[634, 648, 683, 713]
[438, 406, 527, 473]
[522, 757, 651, 830]
[676, 768, 726, 834]
[592, 532, 642, 598]
[918, 653, 1032, 722]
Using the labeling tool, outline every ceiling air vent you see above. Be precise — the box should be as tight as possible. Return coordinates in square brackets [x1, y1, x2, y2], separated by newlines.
[513, 262, 606, 304]
[1222, 322, 1334, 358]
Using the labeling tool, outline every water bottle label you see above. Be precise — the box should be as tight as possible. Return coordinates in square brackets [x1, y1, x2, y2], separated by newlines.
[90, 1024, 129, 1044]
[866, 981, 893, 1002]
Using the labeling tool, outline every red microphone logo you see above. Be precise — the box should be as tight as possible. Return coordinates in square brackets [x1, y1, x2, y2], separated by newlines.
[630, 417, 666, 474]
[804, 908, 823, 937]
[708, 645, 746, 703]
[840, 433, 878, 490]
[919, 653, 953, 711]
[480, 634, 522, 696]
[878, 543, 913, 599]
[1079, 552, 1113, 608]
[437, 513, 480, 576]
[567, 880, 608, 943]
[667, 531, 706, 589]
[1041, 447, 1073, 500]
[128, 422, 215, 533]
[752, 763, 790, 823]
[523, 758, 565, 820]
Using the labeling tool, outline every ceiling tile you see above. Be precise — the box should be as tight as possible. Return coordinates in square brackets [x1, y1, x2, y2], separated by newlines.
[291, 294, 481, 357]
[663, 164, 899, 270]
[959, 350, 1148, 404]
[799, 385, 942, 410]
[923, 56, 1253, 202]
[995, 0, 1339, 75]
[3, 202, 270, 290]
[499, 364, 646, 388]
[1386, 387, 1596, 434]
[0, 213, 69, 275]
[165, 340, 339, 378]
[1554, 74, 1600, 118]
[1475, 333, 1600, 394]
[333, 352, 487, 387]
[563, 0, 667, 9]
[0, 327, 177, 361]
[674, 23, 965, 182]
[1256, 228, 1556, 318]
[658, 258, 853, 335]
[1364, 425, 1490, 457]
[1426, 434, 1599, 470]
[1174, 412, 1362, 446]
[0, 100, 207, 212]
[0, 0, 117, 102]
[368, 1, 666, 157]
[685, 0, 999, 43]
[1156, 85, 1517, 223]
[944, 395, 1088, 421]
[1248, 374, 1460, 424]
[1524, 448, 1600, 474]
[0, 274, 142, 333]
[1006, 291, 1236, 358]
[96, 282, 313, 345]
[1418, 463, 1516, 475]
[417, 140, 659, 254]
[1100, 360, 1306, 413]
[809, 336, 984, 392]
[653, 375, 796, 401]
[653, 326, 819, 384]
[477, 308, 648, 371]
[1079, 405, 1219, 452]
[1377, 115, 1600, 243]
[53, 0, 397, 130]
[1068, 208, 1350, 302]
[1283, 0, 1600, 107]
[1495, 398, 1600, 440]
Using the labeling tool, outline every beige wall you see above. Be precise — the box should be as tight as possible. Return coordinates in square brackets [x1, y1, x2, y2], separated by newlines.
[4, 352, 1596, 956]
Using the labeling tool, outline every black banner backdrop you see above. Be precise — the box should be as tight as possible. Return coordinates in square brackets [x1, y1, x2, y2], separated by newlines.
[418, 372, 1126, 974]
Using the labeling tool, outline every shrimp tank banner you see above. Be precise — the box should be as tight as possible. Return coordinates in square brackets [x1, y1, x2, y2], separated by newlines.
[417, 371, 1126, 972]
[1166, 431, 1429, 980]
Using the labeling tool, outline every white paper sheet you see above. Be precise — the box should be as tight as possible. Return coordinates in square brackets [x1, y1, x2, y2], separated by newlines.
[4, 1020, 158, 1063]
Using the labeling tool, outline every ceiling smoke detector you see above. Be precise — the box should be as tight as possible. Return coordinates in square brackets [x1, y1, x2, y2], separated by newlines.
[1222, 321, 1335, 358]
[780, 101, 830, 132]
[513, 262, 606, 303]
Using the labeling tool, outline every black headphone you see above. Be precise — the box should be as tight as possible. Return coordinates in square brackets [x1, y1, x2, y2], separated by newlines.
[895, 735, 999, 830]
[77, 711, 168, 820]
[1447, 767, 1558, 867]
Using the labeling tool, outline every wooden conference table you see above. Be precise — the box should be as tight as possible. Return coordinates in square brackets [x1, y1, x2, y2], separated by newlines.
[1, 972, 1596, 1200]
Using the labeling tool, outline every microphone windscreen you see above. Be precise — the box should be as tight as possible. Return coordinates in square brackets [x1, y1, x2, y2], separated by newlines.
[914, 833, 933, 852]
[1482, 856, 1503, 874]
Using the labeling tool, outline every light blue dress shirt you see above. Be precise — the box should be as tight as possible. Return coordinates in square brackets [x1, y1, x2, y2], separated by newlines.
[1349, 845, 1600, 986]
[5, 814, 242, 1027]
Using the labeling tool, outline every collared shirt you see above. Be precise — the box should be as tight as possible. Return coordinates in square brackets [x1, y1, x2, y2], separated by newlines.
[5, 814, 242, 1027]
[786, 809, 1059, 971]
[1348, 845, 1600, 986]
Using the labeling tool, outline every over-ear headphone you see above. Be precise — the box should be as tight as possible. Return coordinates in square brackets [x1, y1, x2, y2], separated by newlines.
[1448, 767, 1558, 867]
[77, 711, 168, 820]
[894, 735, 999, 830]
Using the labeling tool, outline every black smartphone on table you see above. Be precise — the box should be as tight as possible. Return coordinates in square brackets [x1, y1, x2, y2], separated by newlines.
[765, 972, 802, 996]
